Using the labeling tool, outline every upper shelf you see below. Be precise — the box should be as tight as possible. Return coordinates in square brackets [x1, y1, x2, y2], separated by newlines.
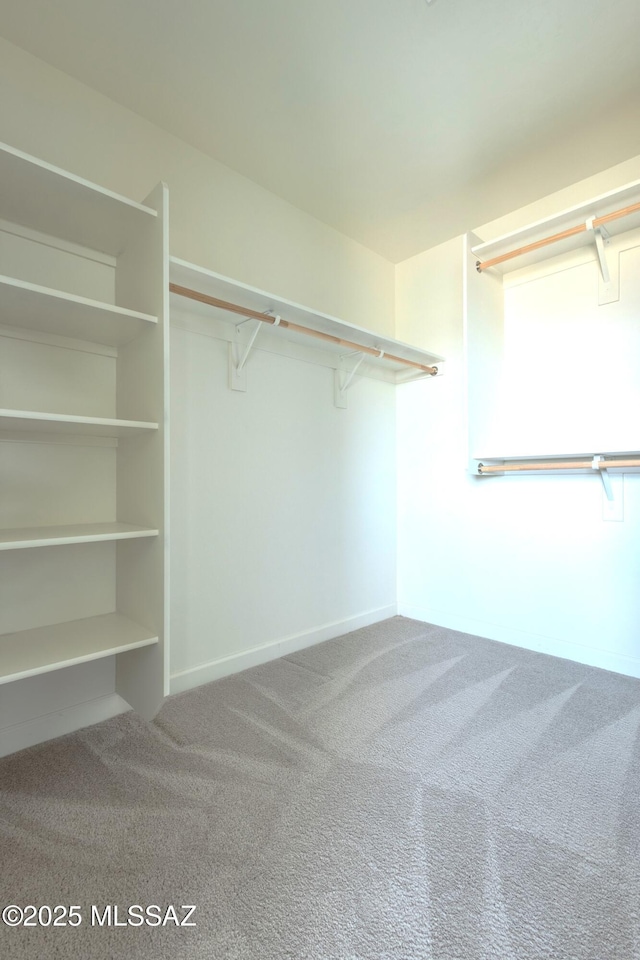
[0, 141, 157, 256]
[0, 275, 157, 346]
[169, 257, 444, 381]
[472, 177, 640, 275]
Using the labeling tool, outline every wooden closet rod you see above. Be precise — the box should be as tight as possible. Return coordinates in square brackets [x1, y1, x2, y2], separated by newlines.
[476, 199, 640, 273]
[169, 283, 438, 375]
[478, 457, 640, 474]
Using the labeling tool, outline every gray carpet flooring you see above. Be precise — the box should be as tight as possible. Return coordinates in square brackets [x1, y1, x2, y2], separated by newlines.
[2, 616, 640, 959]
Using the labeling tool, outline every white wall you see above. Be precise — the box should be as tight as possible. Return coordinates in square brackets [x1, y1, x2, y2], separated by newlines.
[170, 316, 397, 691]
[396, 177, 640, 677]
[0, 38, 394, 336]
[496, 243, 640, 456]
[477, 153, 640, 243]
[0, 39, 397, 754]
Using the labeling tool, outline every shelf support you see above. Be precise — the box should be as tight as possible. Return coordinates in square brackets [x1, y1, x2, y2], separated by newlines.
[595, 228, 610, 283]
[586, 217, 620, 305]
[229, 313, 280, 391]
[236, 320, 262, 373]
[592, 456, 614, 501]
[334, 351, 366, 408]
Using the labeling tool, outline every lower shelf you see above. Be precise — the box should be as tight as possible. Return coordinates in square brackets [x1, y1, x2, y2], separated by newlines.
[0, 612, 158, 685]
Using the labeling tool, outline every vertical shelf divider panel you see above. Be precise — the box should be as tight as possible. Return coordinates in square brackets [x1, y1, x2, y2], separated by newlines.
[114, 182, 169, 718]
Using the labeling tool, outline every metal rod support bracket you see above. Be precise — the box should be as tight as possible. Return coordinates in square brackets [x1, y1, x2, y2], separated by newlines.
[586, 218, 620, 304]
[334, 352, 366, 408]
[586, 217, 610, 284]
[237, 320, 263, 373]
[229, 318, 264, 391]
[592, 456, 614, 500]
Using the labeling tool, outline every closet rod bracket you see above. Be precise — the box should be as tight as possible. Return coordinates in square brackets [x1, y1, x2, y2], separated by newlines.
[592, 456, 614, 501]
[586, 218, 620, 304]
[586, 218, 610, 284]
[229, 313, 279, 391]
[334, 351, 366, 408]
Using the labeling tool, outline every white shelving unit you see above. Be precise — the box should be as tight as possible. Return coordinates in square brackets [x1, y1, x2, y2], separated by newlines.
[0, 142, 168, 719]
[170, 258, 444, 403]
[466, 175, 640, 471]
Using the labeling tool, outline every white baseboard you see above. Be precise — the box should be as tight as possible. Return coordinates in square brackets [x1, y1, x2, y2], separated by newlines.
[0, 693, 130, 760]
[398, 602, 640, 680]
[170, 604, 398, 695]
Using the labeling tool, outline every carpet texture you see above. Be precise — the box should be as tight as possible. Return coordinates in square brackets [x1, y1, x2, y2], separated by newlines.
[1, 616, 640, 959]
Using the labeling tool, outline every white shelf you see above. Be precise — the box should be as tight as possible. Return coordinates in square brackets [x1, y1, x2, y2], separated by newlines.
[0, 522, 159, 551]
[170, 257, 444, 380]
[0, 613, 158, 685]
[472, 177, 640, 275]
[0, 409, 158, 438]
[0, 275, 157, 346]
[474, 448, 640, 463]
[0, 141, 157, 256]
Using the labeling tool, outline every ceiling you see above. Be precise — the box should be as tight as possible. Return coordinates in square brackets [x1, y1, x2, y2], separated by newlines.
[2, 0, 640, 262]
